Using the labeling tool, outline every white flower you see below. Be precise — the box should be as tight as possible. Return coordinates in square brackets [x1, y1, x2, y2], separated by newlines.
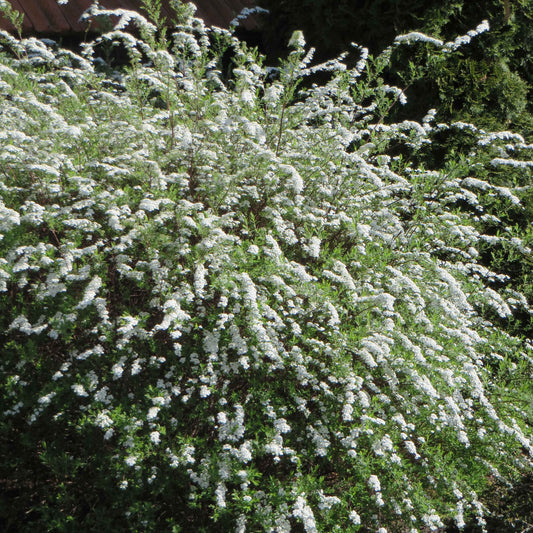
[358, 390, 371, 408]
[182, 445, 195, 464]
[265, 83, 283, 104]
[194, 263, 207, 297]
[247, 244, 259, 255]
[94, 386, 112, 404]
[38, 392, 56, 405]
[274, 418, 291, 434]
[404, 440, 420, 459]
[111, 362, 124, 380]
[368, 475, 381, 492]
[138, 198, 161, 212]
[349, 511, 361, 525]
[147, 406, 160, 420]
[125, 456, 137, 467]
[199, 385, 211, 398]
[422, 511, 444, 530]
[265, 434, 284, 461]
[342, 403, 353, 421]
[293, 495, 317, 533]
[235, 441, 252, 463]
[75, 275, 102, 310]
[150, 431, 161, 445]
[131, 359, 143, 375]
[305, 236, 321, 258]
[240, 89, 255, 106]
[72, 384, 88, 397]
[457, 430, 470, 447]
[95, 411, 113, 428]
[317, 490, 341, 511]
[455, 500, 466, 529]
[235, 514, 247, 533]
[395, 32, 443, 47]
[279, 164, 304, 195]
[151, 396, 168, 406]
[289, 30, 306, 49]
[0, 200, 20, 231]
[215, 482, 227, 508]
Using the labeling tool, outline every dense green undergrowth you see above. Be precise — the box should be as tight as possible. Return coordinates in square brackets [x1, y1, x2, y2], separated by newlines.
[1, 1, 533, 531]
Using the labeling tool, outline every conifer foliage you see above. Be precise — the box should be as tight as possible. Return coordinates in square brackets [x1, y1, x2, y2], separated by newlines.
[0, 2, 532, 531]
[256, 0, 533, 134]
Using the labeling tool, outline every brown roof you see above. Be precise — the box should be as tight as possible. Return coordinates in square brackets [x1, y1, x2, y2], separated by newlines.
[0, 0, 259, 35]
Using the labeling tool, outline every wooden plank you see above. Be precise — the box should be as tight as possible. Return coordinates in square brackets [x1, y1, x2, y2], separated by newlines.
[56, 0, 92, 33]
[16, 0, 71, 33]
[0, 0, 261, 34]
[196, 0, 230, 28]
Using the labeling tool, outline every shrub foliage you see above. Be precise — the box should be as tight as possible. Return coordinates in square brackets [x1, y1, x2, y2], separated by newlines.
[0, 2, 532, 532]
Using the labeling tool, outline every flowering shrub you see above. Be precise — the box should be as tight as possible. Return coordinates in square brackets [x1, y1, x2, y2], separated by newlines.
[1, 3, 532, 531]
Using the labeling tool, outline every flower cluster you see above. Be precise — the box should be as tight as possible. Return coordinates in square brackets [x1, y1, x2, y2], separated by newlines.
[0, 3, 532, 532]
